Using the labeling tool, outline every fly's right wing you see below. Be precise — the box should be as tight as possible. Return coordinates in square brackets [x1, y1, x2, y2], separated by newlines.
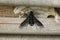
[33, 16, 44, 27]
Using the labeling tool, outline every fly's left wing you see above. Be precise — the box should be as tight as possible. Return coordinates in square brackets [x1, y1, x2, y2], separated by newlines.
[20, 18, 29, 27]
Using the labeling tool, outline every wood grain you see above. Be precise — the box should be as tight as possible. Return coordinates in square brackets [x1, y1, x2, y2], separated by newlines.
[0, 17, 60, 35]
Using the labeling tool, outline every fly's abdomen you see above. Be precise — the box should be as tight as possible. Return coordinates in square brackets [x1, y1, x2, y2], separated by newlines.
[29, 17, 34, 26]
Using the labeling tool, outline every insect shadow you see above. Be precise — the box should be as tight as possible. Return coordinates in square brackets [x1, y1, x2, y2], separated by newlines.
[19, 11, 44, 28]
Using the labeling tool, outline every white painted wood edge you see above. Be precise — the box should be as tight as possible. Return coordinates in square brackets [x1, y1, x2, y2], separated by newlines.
[0, 17, 60, 35]
[0, 0, 60, 7]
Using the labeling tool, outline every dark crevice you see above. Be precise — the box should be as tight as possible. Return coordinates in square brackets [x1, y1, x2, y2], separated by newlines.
[47, 15, 55, 18]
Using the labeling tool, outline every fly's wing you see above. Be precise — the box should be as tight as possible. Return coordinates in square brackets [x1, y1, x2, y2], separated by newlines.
[20, 11, 33, 28]
[20, 18, 29, 27]
[34, 17, 44, 27]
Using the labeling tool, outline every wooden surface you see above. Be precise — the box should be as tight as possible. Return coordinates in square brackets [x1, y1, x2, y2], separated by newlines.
[0, 5, 19, 17]
[0, 35, 60, 40]
[0, 17, 60, 35]
[0, 0, 60, 7]
[0, 4, 59, 40]
[0, 5, 55, 18]
[0, 5, 59, 35]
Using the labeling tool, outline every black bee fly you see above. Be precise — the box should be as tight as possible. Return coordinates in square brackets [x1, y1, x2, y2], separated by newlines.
[20, 11, 44, 28]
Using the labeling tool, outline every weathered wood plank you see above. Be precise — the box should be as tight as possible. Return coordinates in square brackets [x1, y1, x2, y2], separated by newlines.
[0, 36, 60, 40]
[0, 17, 60, 35]
[0, 0, 60, 7]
